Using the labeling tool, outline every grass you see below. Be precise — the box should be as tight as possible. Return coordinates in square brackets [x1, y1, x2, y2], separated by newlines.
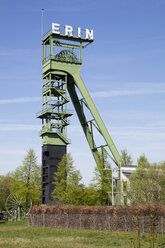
[0, 220, 165, 248]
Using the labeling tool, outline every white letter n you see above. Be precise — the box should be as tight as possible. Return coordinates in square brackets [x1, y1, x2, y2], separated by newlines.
[86, 29, 94, 40]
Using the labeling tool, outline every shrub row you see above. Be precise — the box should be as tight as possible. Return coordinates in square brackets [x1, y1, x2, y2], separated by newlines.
[30, 204, 165, 216]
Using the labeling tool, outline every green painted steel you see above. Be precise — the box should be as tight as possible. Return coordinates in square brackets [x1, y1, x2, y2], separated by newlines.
[38, 29, 122, 167]
[67, 74, 101, 168]
[72, 73, 122, 166]
[37, 61, 72, 145]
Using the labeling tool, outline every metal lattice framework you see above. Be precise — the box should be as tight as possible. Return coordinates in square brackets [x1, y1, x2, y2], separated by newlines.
[39, 32, 122, 165]
[36, 72, 72, 145]
[37, 26, 122, 204]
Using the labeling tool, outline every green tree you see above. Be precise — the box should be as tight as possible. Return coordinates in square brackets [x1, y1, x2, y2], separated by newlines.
[121, 149, 133, 165]
[92, 148, 112, 205]
[0, 174, 13, 211]
[52, 153, 84, 205]
[127, 155, 165, 204]
[159, 161, 165, 202]
[137, 154, 150, 168]
[65, 169, 84, 205]
[81, 185, 100, 205]
[10, 149, 41, 206]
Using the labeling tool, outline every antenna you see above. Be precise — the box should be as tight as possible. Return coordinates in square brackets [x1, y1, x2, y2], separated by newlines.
[42, 8, 44, 40]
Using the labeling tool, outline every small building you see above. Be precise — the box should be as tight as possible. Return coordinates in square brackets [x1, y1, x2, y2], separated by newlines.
[120, 165, 137, 181]
[120, 165, 137, 205]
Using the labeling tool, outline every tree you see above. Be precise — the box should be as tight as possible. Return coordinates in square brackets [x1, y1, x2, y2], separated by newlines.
[52, 153, 84, 205]
[65, 169, 85, 205]
[92, 148, 112, 205]
[81, 185, 100, 206]
[121, 149, 133, 165]
[0, 174, 13, 211]
[127, 154, 165, 204]
[10, 149, 41, 206]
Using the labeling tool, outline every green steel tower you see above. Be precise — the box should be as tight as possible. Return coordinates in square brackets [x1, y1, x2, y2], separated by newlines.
[37, 22, 122, 204]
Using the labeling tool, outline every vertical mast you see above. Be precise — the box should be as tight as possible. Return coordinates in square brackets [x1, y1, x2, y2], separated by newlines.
[42, 8, 44, 40]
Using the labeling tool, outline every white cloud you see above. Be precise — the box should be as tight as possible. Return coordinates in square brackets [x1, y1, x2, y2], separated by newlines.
[91, 89, 165, 98]
[0, 82, 165, 105]
[0, 124, 40, 131]
[0, 97, 41, 104]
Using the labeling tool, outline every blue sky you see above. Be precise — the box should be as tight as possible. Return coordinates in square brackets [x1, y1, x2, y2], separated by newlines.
[0, 0, 165, 184]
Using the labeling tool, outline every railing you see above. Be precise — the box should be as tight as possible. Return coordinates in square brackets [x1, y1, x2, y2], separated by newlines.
[42, 29, 51, 40]
[43, 88, 69, 102]
[40, 125, 71, 144]
[36, 108, 73, 117]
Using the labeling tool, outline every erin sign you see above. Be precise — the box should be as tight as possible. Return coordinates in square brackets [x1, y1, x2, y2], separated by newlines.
[52, 23, 94, 40]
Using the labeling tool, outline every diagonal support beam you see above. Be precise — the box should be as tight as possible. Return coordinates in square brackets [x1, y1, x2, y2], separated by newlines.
[67, 75, 101, 167]
[69, 73, 122, 166]
[49, 62, 122, 167]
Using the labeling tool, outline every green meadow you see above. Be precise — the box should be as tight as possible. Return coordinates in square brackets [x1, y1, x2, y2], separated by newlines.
[0, 220, 165, 248]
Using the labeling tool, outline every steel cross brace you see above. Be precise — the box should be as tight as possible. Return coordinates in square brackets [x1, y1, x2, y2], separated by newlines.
[67, 73, 121, 168]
